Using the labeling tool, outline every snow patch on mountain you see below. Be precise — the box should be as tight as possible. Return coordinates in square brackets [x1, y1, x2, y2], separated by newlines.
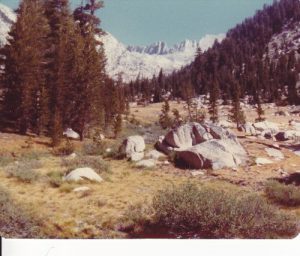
[0, 3, 16, 46]
[101, 33, 225, 82]
[268, 20, 300, 59]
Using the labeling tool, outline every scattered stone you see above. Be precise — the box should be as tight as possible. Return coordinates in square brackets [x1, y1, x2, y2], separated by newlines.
[218, 120, 234, 128]
[255, 158, 274, 165]
[64, 168, 103, 183]
[163, 160, 170, 166]
[131, 152, 144, 162]
[261, 130, 273, 140]
[106, 148, 112, 153]
[73, 186, 91, 193]
[119, 135, 145, 159]
[293, 150, 300, 156]
[275, 111, 289, 117]
[146, 150, 165, 160]
[191, 170, 205, 177]
[240, 122, 257, 136]
[136, 159, 156, 169]
[253, 121, 279, 134]
[66, 152, 77, 160]
[265, 148, 284, 160]
[63, 128, 80, 140]
[275, 130, 300, 141]
[271, 143, 281, 150]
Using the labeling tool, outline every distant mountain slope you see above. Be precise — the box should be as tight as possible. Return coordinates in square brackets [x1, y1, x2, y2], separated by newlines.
[133, 0, 300, 105]
[101, 33, 225, 82]
[0, 3, 16, 47]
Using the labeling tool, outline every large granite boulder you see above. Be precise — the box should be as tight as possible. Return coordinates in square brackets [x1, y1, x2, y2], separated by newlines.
[175, 139, 247, 170]
[156, 122, 248, 170]
[119, 135, 146, 160]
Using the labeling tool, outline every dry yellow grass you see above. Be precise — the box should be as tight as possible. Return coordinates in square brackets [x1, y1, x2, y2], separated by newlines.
[1, 102, 300, 238]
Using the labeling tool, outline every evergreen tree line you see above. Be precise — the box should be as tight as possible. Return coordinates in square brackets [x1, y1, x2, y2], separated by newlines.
[0, 0, 126, 145]
[127, 0, 300, 107]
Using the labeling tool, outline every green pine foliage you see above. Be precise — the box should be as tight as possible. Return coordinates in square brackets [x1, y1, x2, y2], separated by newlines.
[209, 79, 219, 123]
[0, 0, 124, 144]
[230, 82, 246, 127]
[1, 0, 50, 134]
[159, 99, 173, 129]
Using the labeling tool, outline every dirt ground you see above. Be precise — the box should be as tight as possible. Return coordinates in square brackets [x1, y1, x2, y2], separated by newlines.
[1, 101, 300, 238]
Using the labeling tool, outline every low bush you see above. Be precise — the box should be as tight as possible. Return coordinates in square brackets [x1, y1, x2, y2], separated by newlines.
[130, 183, 298, 239]
[82, 139, 108, 156]
[0, 154, 15, 167]
[61, 155, 111, 174]
[47, 171, 64, 188]
[119, 202, 153, 234]
[5, 160, 42, 183]
[52, 139, 75, 156]
[265, 180, 300, 207]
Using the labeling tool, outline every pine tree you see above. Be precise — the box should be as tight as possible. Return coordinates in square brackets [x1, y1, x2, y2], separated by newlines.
[44, 0, 76, 145]
[113, 114, 123, 139]
[73, 0, 106, 140]
[256, 94, 265, 122]
[1, 0, 50, 134]
[230, 81, 246, 128]
[159, 99, 173, 129]
[209, 79, 219, 123]
[172, 108, 182, 127]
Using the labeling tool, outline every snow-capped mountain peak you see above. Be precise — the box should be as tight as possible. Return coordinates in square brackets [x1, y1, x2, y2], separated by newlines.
[101, 33, 225, 82]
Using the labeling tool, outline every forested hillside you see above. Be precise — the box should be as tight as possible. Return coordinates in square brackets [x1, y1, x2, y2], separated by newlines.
[128, 0, 300, 107]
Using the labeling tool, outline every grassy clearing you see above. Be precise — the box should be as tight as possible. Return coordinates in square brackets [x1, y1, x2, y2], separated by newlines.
[0, 185, 42, 238]
[124, 183, 298, 239]
[265, 180, 300, 207]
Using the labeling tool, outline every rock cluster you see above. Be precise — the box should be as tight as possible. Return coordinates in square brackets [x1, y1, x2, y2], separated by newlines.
[156, 122, 248, 170]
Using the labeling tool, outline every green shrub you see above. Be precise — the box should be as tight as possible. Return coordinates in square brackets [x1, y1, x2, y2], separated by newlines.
[61, 155, 111, 174]
[52, 139, 75, 156]
[0, 154, 15, 167]
[47, 171, 64, 188]
[5, 160, 42, 183]
[265, 180, 300, 207]
[82, 141, 107, 156]
[151, 183, 298, 238]
[119, 202, 153, 233]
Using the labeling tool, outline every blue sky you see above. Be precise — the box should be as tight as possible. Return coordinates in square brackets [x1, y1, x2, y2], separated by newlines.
[1, 0, 274, 46]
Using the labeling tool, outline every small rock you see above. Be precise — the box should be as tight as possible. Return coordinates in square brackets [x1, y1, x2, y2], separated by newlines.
[136, 159, 156, 168]
[106, 148, 112, 153]
[146, 150, 165, 160]
[294, 150, 300, 156]
[66, 152, 77, 160]
[265, 148, 284, 161]
[255, 158, 274, 165]
[163, 160, 170, 166]
[64, 168, 103, 183]
[73, 186, 91, 192]
[63, 128, 80, 140]
[191, 170, 205, 177]
[131, 152, 144, 162]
